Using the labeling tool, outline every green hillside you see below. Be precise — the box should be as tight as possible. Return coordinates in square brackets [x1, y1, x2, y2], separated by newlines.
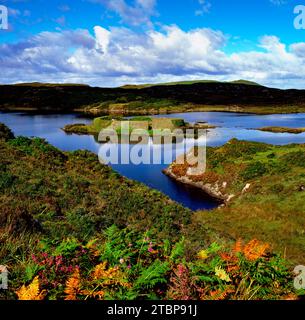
[0, 123, 298, 300]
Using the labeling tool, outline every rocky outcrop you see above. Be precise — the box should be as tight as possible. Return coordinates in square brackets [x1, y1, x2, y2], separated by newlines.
[163, 146, 237, 204]
[163, 167, 231, 203]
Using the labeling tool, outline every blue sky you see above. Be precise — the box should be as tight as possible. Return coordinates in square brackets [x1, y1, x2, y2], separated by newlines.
[0, 0, 305, 88]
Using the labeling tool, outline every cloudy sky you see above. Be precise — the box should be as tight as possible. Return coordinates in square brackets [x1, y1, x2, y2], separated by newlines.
[0, 0, 305, 88]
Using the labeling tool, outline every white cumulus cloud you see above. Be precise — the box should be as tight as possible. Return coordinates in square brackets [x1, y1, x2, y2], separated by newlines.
[1, 24, 305, 88]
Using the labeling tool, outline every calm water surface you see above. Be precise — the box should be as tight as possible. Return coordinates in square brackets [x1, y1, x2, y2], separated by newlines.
[1, 111, 305, 210]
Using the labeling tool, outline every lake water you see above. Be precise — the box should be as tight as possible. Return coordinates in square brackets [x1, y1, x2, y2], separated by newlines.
[1, 111, 305, 211]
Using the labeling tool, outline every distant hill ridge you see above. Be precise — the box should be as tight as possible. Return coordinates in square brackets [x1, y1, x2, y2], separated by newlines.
[1, 80, 305, 115]
[120, 79, 262, 89]
[13, 82, 90, 87]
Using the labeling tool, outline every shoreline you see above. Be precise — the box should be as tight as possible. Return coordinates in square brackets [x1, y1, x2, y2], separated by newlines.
[2, 105, 305, 116]
[163, 168, 227, 204]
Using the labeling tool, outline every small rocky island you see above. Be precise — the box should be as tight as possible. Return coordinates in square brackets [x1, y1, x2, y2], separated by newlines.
[258, 126, 305, 134]
[63, 116, 216, 136]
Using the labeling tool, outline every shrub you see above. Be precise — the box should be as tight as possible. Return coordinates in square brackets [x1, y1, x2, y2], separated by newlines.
[0, 123, 14, 141]
[241, 161, 268, 180]
[220, 139, 271, 159]
[280, 151, 305, 168]
[0, 171, 15, 191]
[171, 119, 186, 128]
[8, 136, 65, 160]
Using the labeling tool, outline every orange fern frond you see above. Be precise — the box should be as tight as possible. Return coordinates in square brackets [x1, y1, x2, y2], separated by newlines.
[227, 265, 240, 273]
[82, 289, 105, 300]
[64, 269, 81, 300]
[234, 239, 243, 254]
[243, 239, 269, 261]
[93, 262, 119, 280]
[91, 290, 105, 300]
[220, 252, 238, 264]
[208, 287, 234, 301]
[93, 262, 107, 280]
[92, 263, 130, 288]
[16, 277, 46, 300]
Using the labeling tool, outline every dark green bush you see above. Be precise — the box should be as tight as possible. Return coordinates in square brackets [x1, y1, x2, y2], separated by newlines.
[171, 119, 186, 127]
[241, 161, 268, 180]
[0, 171, 15, 191]
[221, 139, 271, 158]
[8, 136, 66, 161]
[0, 123, 14, 141]
[280, 151, 305, 168]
